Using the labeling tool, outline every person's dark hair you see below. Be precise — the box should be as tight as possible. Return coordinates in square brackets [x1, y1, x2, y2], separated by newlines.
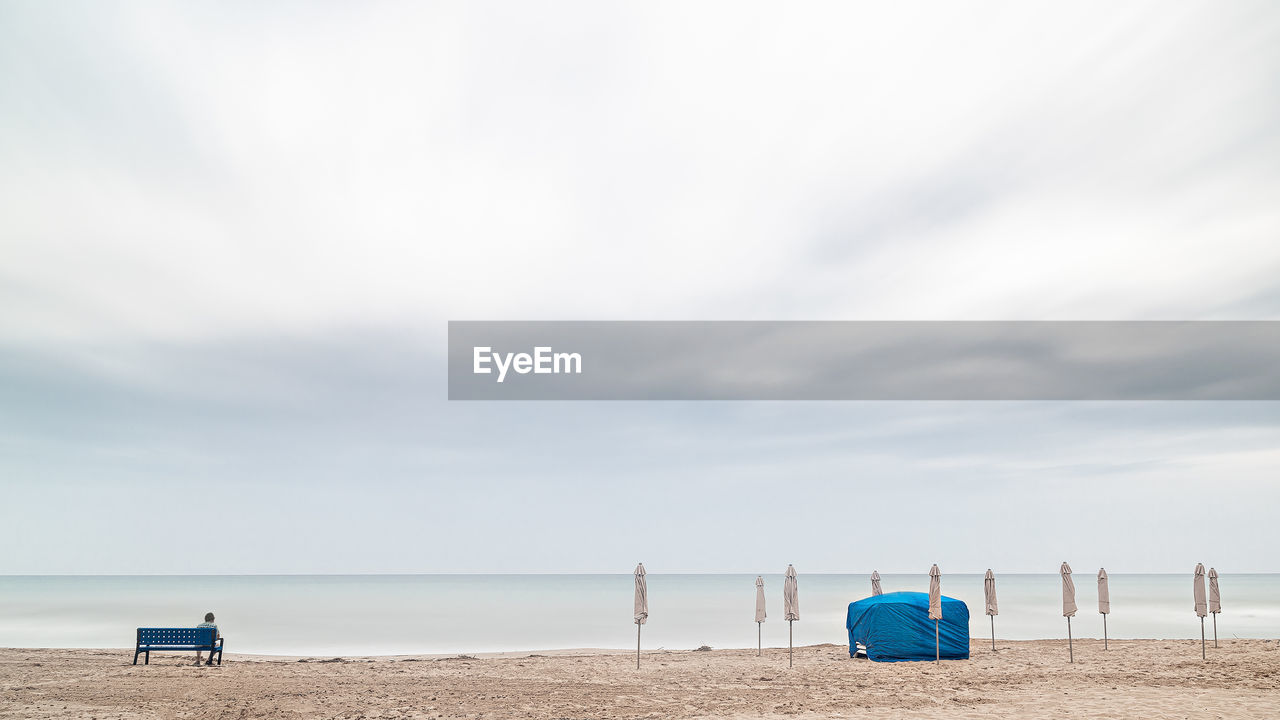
[204, 612, 215, 623]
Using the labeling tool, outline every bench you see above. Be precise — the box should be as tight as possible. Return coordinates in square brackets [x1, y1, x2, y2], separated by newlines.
[133, 627, 224, 665]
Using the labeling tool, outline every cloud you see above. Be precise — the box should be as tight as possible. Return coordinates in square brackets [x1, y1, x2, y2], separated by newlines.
[3, 330, 1280, 572]
[3, 1, 1280, 345]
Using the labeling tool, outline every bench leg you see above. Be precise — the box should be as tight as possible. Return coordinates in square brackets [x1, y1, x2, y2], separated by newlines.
[145, 651, 150, 665]
[133, 649, 140, 665]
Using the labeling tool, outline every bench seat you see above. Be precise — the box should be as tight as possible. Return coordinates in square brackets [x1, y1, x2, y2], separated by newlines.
[134, 627, 224, 665]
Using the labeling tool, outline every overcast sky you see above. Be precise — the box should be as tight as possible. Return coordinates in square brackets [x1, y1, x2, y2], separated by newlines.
[2, 1, 1279, 573]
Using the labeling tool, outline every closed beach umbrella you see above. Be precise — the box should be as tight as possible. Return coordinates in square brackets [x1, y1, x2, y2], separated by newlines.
[928, 564, 942, 663]
[871, 570, 883, 596]
[1060, 562, 1076, 663]
[1098, 568, 1110, 650]
[633, 563, 647, 669]
[754, 576, 766, 656]
[1194, 563, 1208, 660]
[984, 569, 998, 651]
[928, 565, 942, 619]
[783, 565, 799, 667]
[1208, 567, 1221, 648]
[1194, 563, 1208, 616]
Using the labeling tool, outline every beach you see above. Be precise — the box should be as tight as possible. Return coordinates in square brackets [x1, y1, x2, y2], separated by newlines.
[4, 640, 1278, 719]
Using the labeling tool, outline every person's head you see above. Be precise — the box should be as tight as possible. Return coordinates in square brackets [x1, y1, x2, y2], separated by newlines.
[204, 612, 215, 623]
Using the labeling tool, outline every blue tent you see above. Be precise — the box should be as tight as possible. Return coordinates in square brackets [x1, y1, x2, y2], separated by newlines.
[846, 591, 970, 662]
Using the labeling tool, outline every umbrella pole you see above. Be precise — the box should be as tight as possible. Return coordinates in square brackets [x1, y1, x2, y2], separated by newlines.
[1213, 613, 1218, 648]
[788, 620, 793, 668]
[758, 622, 761, 657]
[1201, 617, 1206, 660]
[935, 620, 940, 663]
[636, 622, 641, 670]
[1103, 614, 1108, 650]
[990, 615, 995, 651]
[1067, 617, 1073, 663]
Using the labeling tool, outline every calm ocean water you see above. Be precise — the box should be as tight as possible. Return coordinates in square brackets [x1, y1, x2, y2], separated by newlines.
[1, 574, 1276, 655]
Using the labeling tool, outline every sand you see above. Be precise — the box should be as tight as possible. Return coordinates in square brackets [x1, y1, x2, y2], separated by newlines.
[3, 640, 1279, 719]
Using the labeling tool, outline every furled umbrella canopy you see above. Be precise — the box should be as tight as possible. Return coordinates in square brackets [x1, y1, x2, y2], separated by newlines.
[871, 570, 883, 597]
[1194, 563, 1208, 618]
[783, 565, 799, 621]
[634, 563, 648, 625]
[928, 564, 942, 621]
[1060, 562, 1077, 617]
[755, 576, 767, 623]
[984, 569, 998, 616]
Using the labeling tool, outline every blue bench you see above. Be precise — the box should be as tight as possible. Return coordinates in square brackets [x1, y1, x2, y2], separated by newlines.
[134, 627, 224, 665]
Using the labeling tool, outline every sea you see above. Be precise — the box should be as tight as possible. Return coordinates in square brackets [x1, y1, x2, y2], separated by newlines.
[1, 574, 1276, 656]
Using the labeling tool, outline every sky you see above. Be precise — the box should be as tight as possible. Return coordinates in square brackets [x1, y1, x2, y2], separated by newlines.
[2, 1, 1279, 573]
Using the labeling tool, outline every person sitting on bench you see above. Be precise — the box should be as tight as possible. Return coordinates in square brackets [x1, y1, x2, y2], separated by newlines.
[195, 613, 220, 666]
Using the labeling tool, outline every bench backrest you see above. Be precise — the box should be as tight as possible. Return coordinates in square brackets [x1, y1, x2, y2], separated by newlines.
[137, 627, 216, 646]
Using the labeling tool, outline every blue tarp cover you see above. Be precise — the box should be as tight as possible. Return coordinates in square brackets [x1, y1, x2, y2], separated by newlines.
[846, 591, 970, 662]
